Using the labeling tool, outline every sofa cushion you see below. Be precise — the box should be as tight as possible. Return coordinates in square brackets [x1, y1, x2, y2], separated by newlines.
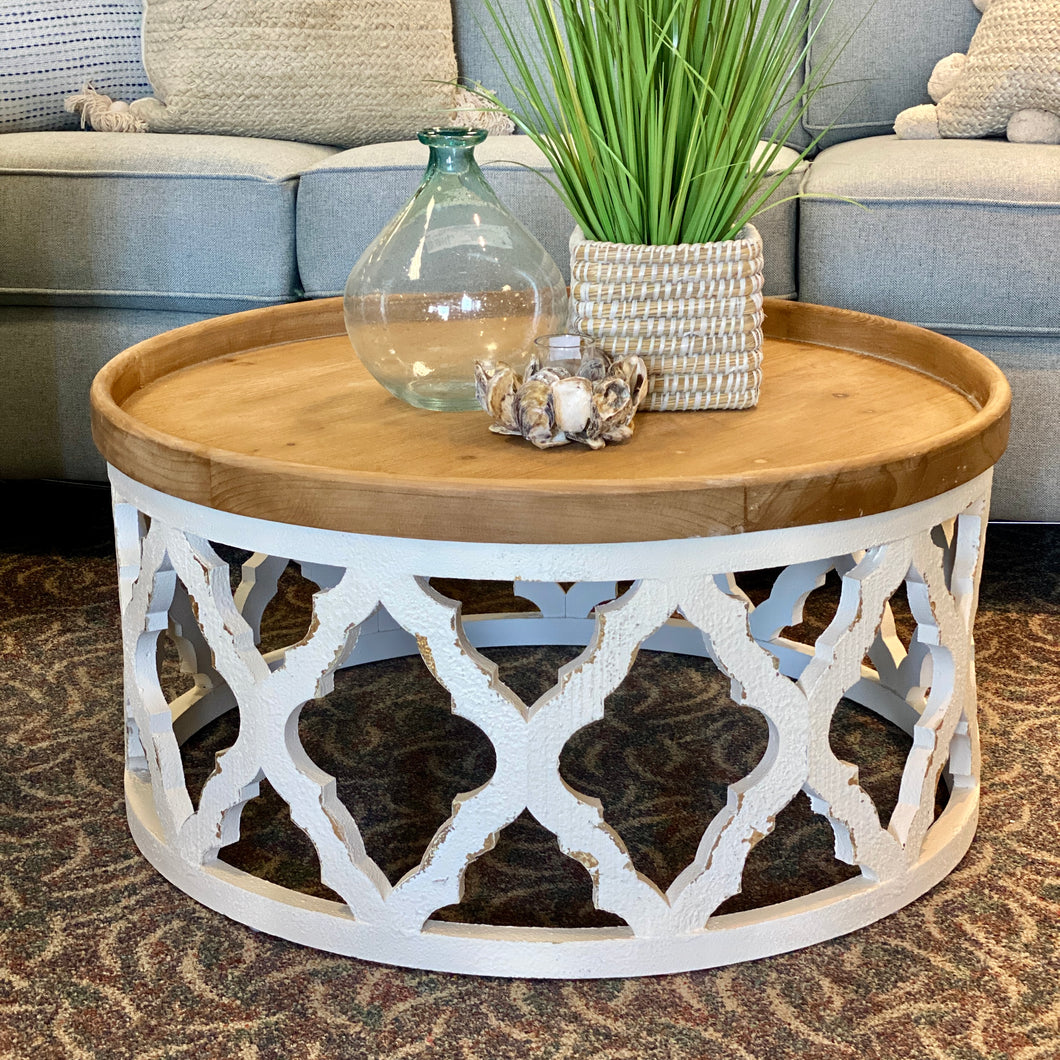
[0, 131, 338, 312]
[132, 0, 463, 148]
[296, 136, 573, 299]
[0, 0, 151, 133]
[296, 138, 806, 300]
[799, 136, 1060, 335]
[805, 0, 982, 148]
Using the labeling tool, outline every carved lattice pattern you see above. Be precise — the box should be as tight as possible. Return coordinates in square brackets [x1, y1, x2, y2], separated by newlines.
[114, 488, 987, 950]
[108, 464, 994, 978]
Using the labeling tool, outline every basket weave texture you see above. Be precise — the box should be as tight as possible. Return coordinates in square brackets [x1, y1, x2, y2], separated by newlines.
[570, 225, 764, 411]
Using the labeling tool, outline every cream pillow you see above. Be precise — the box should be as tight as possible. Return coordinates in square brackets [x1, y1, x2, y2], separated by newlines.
[130, 0, 478, 146]
[895, 0, 1060, 142]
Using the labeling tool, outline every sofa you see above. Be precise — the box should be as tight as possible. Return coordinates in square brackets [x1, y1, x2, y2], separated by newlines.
[1, 0, 1055, 521]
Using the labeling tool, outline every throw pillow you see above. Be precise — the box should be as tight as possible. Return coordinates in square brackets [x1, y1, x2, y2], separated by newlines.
[894, 0, 1060, 143]
[129, 0, 499, 147]
[0, 0, 151, 133]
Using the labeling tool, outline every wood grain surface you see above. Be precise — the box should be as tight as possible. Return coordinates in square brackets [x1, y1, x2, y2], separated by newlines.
[90, 298, 1010, 543]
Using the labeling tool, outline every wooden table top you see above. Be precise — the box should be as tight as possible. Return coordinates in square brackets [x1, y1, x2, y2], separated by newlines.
[90, 297, 1010, 543]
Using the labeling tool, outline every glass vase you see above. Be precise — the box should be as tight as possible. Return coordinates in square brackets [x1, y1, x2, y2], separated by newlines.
[343, 127, 569, 411]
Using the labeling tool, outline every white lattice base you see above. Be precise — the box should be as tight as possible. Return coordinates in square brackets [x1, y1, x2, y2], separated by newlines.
[111, 467, 991, 978]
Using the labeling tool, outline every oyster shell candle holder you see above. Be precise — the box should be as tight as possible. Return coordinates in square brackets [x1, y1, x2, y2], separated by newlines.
[475, 340, 648, 450]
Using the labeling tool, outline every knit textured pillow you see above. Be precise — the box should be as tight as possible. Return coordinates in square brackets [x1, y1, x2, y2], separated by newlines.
[895, 0, 1060, 142]
[129, 0, 485, 147]
[0, 0, 151, 133]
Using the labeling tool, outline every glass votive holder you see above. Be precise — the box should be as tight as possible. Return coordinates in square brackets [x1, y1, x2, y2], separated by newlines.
[533, 333, 605, 375]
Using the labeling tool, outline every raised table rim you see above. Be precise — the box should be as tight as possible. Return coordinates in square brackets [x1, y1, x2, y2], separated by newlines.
[90, 297, 1011, 543]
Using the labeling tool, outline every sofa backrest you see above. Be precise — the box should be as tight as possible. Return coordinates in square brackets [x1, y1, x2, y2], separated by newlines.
[451, 0, 982, 151]
[452, 0, 546, 116]
[805, 0, 982, 148]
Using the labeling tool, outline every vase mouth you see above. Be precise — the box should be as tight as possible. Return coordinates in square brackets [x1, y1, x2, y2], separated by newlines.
[418, 126, 489, 148]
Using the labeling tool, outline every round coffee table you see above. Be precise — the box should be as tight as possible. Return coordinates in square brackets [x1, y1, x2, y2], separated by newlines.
[91, 297, 1009, 978]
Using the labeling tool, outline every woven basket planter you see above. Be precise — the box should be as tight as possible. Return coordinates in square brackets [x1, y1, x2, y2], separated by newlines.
[569, 225, 765, 411]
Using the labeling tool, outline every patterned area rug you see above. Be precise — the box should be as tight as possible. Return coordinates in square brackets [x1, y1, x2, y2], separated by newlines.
[0, 482, 1057, 1059]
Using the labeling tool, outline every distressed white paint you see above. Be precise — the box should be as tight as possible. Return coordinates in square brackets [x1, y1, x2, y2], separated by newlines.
[111, 467, 991, 978]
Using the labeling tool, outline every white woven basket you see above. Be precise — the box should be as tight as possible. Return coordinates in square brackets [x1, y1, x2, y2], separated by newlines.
[569, 225, 765, 412]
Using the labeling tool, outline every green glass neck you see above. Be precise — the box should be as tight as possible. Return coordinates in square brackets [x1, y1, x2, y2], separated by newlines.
[418, 126, 489, 179]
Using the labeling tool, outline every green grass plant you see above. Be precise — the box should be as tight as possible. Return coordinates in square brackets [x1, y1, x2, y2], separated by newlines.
[477, 0, 838, 245]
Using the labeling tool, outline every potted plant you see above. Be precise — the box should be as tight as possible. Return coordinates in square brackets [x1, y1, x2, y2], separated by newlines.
[474, 0, 838, 410]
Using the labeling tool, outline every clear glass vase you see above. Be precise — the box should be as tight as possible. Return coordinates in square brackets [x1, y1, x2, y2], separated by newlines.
[343, 127, 569, 411]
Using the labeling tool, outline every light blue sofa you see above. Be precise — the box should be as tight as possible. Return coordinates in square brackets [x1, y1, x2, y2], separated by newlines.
[1, 0, 1055, 520]
[793, 0, 1059, 523]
